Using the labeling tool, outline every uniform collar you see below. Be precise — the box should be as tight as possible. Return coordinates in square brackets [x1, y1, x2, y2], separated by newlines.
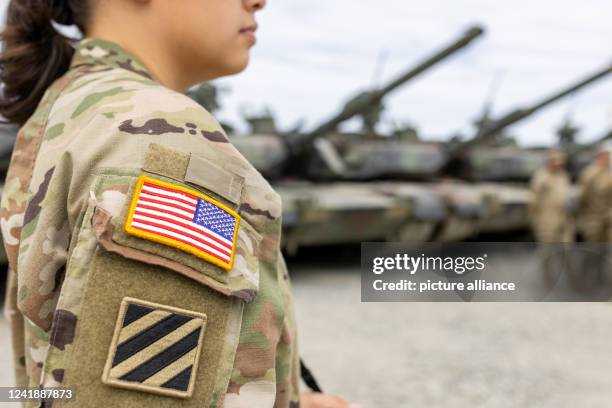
[70, 38, 153, 79]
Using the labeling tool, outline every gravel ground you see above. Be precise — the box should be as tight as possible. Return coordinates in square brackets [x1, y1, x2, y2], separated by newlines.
[290, 247, 612, 408]
[1, 247, 611, 407]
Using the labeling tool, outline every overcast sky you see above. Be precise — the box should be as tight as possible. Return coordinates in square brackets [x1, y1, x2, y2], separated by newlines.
[217, 0, 612, 147]
[1, 1, 611, 147]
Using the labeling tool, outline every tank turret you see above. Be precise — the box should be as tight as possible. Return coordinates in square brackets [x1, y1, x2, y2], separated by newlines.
[449, 62, 612, 181]
[304, 26, 484, 142]
[287, 25, 486, 179]
[462, 63, 612, 151]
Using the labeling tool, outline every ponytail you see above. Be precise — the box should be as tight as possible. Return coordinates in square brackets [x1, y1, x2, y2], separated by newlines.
[0, 0, 88, 125]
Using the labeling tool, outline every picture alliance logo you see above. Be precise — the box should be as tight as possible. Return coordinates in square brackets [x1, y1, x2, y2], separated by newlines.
[372, 253, 488, 275]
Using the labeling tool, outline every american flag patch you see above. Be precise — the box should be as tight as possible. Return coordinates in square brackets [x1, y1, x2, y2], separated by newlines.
[125, 176, 240, 271]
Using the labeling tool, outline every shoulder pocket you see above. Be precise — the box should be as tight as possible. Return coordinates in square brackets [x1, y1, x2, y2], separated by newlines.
[43, 166, 259, 406]
[93, 172, 262, 303]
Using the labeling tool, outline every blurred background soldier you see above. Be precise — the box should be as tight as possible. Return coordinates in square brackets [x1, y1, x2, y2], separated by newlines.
[578, 144, 612, 242]
[575, 144, 612, 288]
[529, 150, 575, 288]
[529, 150, 574, 242]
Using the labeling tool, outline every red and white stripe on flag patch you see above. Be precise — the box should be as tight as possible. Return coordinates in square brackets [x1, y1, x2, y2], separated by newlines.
[124, 176, 240, 271]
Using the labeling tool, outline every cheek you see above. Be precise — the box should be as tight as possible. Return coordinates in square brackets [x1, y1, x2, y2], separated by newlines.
[172, 12, 237, 54]
[160, 1, 250, 77]
[173, 1, 240, 44]
[189, 23, 250, 69]
[190, 27, 248, 66]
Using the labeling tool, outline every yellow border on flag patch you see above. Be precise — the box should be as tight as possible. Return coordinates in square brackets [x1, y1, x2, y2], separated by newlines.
[124, 175, 240, 271]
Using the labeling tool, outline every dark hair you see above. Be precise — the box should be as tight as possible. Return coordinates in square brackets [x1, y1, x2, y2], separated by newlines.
[0, 0, 88, 125]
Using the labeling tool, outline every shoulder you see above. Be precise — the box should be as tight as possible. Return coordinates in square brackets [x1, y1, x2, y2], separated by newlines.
[43, 66, 249, 168]
[51, 67, 221, 135]
[39, 64, 281, 224]
[37, 67, 264, 214]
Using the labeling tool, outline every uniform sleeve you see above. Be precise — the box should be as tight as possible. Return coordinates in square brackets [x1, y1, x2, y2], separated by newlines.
[13, 69, 297, 406]
[46, 155, 263, 404]
[3, 150, 73, 388]
[577, 166, 595, 211]
[529, 170, 545, 194]
[528, 170, 545, 218]
[13, 80, 245, 338]
[27, 83, 295, 406]
[14, 151, 72, 329]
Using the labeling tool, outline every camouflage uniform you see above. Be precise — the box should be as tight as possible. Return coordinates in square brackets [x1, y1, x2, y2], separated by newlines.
[578, 162, 612, 241]
[528, 167, 573, 242]
[1, 39, 300, 407]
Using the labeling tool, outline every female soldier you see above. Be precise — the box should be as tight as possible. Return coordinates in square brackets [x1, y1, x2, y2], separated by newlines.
[0, 1, 347, 407]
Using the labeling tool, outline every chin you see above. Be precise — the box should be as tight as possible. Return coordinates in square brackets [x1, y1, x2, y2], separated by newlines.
[195, 52, 250, 80]
[224, 55, 250, 76]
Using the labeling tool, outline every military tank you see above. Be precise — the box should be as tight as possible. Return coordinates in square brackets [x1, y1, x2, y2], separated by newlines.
[227, 25, 485, 252]
[331, 62, 612, 182]
[231, 25, 485, 179]
[315, 60, 611, 240]
[294, 64, 612, 241]
[452, 63, 612, 234]
[224, 99, 437, 252]
[335, 62, 612, 237]
[450, 62, 612, 181]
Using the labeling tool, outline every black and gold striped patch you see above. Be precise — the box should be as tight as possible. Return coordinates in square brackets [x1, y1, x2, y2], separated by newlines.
[102, 297, 207, 398]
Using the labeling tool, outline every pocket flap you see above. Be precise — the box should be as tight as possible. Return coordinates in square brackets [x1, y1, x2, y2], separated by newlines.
[92, 174, 262, 303]
[185, 155, 244, 205]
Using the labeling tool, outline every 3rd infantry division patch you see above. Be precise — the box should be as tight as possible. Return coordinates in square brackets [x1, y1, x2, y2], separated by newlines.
[102, 297, 207, 398]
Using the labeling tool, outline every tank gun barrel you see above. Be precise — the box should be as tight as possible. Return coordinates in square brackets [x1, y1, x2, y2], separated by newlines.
[463, 62, 612, 149]
[303, 25, 485, 140]
[379, 26, 484, 96]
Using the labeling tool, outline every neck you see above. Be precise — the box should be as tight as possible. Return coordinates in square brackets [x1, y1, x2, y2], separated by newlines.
[87, 22, 193, 92]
